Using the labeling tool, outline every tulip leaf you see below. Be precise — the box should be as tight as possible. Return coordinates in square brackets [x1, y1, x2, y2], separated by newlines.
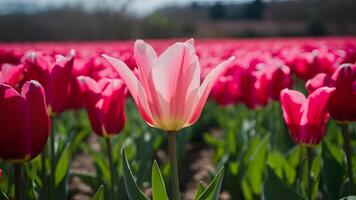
[92, 185, 104, 200]
[262, 167, 304, 200]
[322, 140, 345, 200]
[55, 145, 70, 186]
[152, 160, 169, 200]
[71, 171, 99, 191]
[267, 151, 296, 185]
[242, 135, 269, 199]
[121, 148, 150, 200]
[0, 190, 9, 200]
[197, 166, 225, 200]
[194, 182, 206, 200]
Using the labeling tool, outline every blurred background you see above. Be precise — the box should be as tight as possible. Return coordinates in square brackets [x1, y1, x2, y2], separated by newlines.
[0, 0, 355, 41]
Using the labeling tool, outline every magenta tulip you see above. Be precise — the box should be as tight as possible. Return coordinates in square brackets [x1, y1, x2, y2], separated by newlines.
[0, 80, 50, 163]
[77, 76, 126, 137]
[280, 87, 335, 145]
[306, 64, 356, 122]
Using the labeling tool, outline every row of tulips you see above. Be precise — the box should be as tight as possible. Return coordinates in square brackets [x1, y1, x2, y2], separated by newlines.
[0, 37, 355, 200]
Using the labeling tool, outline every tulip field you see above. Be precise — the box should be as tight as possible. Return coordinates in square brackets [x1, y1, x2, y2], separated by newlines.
[0, 37, 355, 200]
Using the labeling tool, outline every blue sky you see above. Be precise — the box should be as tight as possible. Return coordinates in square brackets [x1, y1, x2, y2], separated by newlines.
[0, 0, 252, 16]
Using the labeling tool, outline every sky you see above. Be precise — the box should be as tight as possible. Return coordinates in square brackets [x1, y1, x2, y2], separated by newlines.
[0, 0, 252, 16]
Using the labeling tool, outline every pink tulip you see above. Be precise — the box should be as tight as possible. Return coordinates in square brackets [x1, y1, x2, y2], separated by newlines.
[280, 87, 335, 145]
[103, 39, 235, 131]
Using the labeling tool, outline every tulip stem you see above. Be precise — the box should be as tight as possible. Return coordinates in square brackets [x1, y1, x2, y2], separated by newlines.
[105, 137, 116, 200]
[50, 115, 56, 200]
[41, 153, 48, 199]
[14, 164, 23, 200]
[340, 123, 354, 192]
[167, 132, 180, 200]
[306, 147, 313, 200]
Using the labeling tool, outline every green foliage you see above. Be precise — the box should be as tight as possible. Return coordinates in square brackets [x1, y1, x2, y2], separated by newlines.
[152, 161, 168, 200]
[121, 149, 150, 200]
[262, 167, 304, 200]
[196, 167, 225, 200]
[322, 139, 346, 199]
[92, 185, 105, 200]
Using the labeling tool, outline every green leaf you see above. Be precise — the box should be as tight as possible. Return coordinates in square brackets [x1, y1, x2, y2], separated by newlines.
[197, 167, 225, 200]
[267, 151, 296, 185]
[242, 135, 269, 199]
[152, 161, 168, 200]
[262, 167, 304, 200]
[55, 145, 70, 186]
[71, 171, 99, 190]
[322, 140, 345, 200]
[194, 182, 206, 200]
[339, 196, 356, 200]
[0, 190, 9, 200]
[121, 148, 150, 200]
[92, 185, 104, 200]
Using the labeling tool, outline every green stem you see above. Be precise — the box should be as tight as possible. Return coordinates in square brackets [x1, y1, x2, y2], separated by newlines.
[167, 132, 180, 200]
[306, 147, 313, 200]
[14, 164, 23, 200]
[106, 137, 116, 200]
[340, 123, 354, 192]
[50, 115, 56, 200]
[41, 153, 47, 200]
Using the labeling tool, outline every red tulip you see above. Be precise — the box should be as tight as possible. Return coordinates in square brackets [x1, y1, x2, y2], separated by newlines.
[265, 64, 292, 101]
[23, 51, 75, 113]
[0, 80, 50, 163]
[292, 50, 338, 81]
[240, 67, 269, 109]
[77, 76, 126, 137]
[306, 64, 356, 122]
[211, 66, 242, 106]
[280, 87, 335, 145]
[0, 49, 22, 65]
[0, 63, 24, 87]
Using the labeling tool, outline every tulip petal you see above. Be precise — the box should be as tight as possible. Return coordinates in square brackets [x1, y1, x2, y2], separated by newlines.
[280, 89, 305, 126]
[0, 64, 24, 86]
[329, 64, 356, 121]
[102, 54, 139, 103]
[152, 42, 197, 102]
[306, 73, 334, 94]
[101, 79, 126, 135]
[103, 54, 155, 126]
[0, 84, 29, 162]
[77, 76, 103, 135]
[300, 87, 335, 144]
[21, 80, 50, 159]
[280, 89, 306, 143]
[134, 39, 157, 80]
[48, 52, 74, 113]
[188, 56, 235, 125]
